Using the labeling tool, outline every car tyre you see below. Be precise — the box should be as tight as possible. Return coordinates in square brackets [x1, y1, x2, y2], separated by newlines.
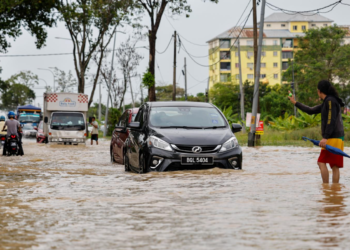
[110, 148, 116, 163]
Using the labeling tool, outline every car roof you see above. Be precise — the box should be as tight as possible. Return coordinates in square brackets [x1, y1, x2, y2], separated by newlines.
[146, 101, 214, 108]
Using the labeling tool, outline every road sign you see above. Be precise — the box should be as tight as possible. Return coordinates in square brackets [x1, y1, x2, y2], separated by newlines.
[256, 121, 264, 135]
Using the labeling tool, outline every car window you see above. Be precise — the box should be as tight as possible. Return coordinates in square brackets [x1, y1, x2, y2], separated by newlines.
[134, 108, 144, 126]
[149, 107, 227, 128]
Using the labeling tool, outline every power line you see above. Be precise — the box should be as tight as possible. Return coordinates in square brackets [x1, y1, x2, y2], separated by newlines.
[156, 36, 173, 54]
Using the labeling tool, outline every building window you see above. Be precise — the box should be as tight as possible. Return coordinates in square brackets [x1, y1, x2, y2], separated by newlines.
[266, 24, 271, 27]
[302, 25, 306, 30]
[247, 74, 254, 79]
[235, 51, 239, 56]
[261, 63, 266, 68]
[274, 74, 278, 79]
[273, 40, 278, 45]
[273, 62, 278, 68]
[247, 51, 253, 58]
[281, 24, 286, 27]
[261, 51, 266, 57]
[273, 51, 278, 57]
[282, 51, 293, 59]
[247, 40, 254, 46]
[293, 25, 298, 31]
[324, 24, 328, 27]
[220, 51, 231, 60]
[260, 74, 266, 79]
[283, 40, 293, 48]
[282, 62, 289, 70]
[311, 24, 316, 27]
[220, 39, 230, 49]
[235, 63, 239, 68]
[247, 63, 254, 69]
[220, 62, 231, 71]
[236, 74, 240, 80]
[220, 74, 231, 82]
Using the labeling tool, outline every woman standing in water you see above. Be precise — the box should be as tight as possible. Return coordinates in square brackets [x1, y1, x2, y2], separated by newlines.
[288, 80, 345, 183]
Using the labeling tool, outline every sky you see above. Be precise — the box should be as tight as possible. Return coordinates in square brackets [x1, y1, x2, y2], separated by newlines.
[1, 0, 350, 108]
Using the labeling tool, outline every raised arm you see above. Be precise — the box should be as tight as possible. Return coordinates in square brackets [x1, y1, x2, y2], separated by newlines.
[288, 94, 322, 115]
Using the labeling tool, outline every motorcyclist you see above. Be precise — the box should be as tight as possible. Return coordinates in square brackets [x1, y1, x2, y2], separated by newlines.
[2, 111, 24, 156]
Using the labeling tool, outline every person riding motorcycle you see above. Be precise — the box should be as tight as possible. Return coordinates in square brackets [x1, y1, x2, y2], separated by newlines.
[2, 111, 24, 156]
[0, 115, 6, 136]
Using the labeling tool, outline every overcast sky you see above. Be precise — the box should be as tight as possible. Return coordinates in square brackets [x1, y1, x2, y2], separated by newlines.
[1, 0, 350, 108]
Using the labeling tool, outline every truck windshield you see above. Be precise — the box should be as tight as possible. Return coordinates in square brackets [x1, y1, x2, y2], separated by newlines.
[50, 113, 85, 130]
[19, 114, 40, 123]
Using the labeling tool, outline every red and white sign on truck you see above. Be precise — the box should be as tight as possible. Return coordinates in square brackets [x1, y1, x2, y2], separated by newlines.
[43, 93, 89, 144]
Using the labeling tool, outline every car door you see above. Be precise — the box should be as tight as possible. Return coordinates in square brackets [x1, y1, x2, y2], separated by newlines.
[112, 111, 127, 163]
[128, 107, 145, 171]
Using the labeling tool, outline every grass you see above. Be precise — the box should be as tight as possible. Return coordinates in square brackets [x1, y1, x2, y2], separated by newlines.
[236, 126, 350, 147]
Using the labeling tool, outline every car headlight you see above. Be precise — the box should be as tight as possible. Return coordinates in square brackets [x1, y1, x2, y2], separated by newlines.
[148, 136, 172, 151]
[219, 136, 238, 152]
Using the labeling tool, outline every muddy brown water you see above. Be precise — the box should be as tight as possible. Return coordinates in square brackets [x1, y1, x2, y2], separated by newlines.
[1, 139, 350, 250]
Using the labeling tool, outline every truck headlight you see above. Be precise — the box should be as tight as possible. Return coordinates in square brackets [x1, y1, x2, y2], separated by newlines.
[148, 136, 172, 151]
[219, 136, 238, 152]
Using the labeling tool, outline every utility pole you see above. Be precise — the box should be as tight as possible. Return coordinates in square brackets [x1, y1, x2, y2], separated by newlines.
[184, 57, 188, 101]
[237, 37, 246, 133]
[98, 81, 101, 121]
[248, 0, 266, 147]
[292, 60, 296, 117]
[172, 31, 177, 101]
[128, 72, 135, 108]
[104, 29, 117, 137]
[253, 0, 258, 75]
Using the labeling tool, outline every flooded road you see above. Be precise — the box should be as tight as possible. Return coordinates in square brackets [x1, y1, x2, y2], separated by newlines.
[1, 139, 350, 249]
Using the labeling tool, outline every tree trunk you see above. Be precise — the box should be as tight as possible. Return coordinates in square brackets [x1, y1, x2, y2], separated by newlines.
[148, 30, 156, 101]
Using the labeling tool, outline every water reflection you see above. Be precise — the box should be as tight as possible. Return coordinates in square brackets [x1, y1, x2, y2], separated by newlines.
[317, 184, 348, 248]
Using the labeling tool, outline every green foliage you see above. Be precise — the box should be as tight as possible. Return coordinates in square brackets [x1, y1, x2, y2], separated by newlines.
[0, 83, 35, 110]
[283, 25, 350, 106]
[0, 0, 57, 53]
[6, 70, 39, 88]
[88, 102, 106, 120]
[155, 84, 184, 101]
[52, 67, 77, 92]
[107, 108, 121, 136]
[268, 111, 321, 131]
[142, 69, 155, 88]
[221, 106, 238, 124]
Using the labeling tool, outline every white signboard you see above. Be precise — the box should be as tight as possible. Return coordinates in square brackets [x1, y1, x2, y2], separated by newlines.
[246, 112, 260, 127]
[44, 93, 89, 112]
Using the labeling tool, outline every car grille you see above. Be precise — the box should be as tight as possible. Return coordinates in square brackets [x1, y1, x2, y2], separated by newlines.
[173, 145, 220, 153]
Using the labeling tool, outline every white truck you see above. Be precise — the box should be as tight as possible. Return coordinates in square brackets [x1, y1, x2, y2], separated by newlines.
[43, 93, 89, 144]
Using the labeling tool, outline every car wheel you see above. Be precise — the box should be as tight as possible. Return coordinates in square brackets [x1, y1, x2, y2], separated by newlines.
[110, 148, 116, 163]
[124, 154, 130, 172]
[139, 153, 148, 174]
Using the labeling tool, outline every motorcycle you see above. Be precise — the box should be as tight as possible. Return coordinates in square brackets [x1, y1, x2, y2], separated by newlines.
[0, 135, 5, 149]
[5, 134, 19, 156]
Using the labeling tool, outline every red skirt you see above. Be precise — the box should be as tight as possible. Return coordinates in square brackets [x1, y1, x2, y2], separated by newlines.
[318, 137, 344, 168]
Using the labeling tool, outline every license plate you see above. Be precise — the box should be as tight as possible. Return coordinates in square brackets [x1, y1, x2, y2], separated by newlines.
[10, 142, 17, 147]
[1, 141, 4, 145]
[181, 156, 214, 165]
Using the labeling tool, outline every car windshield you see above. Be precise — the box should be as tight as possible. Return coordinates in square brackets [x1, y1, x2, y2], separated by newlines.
[22, 124, 34, 130]
[19, 114, 40, 123]
[50, 113, 85, 130]
[149, 107, 227, 128]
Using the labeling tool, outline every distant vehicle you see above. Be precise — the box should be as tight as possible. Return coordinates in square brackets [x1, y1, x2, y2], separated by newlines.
[17, 104, 41, 127]
[120, 102, 243, 173]
[110, 108, 139, 164]
[0, 120, 5, 149]
[43, 93, 88, 144]
[36, 121, 46, 143]
[22, 123, 37, 138]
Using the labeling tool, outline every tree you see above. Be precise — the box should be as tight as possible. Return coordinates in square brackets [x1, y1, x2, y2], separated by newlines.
[6, 71, 39, 88]
[283, 25, 350, 106]
[0, 83, 35, 110]
[56, 0, 136, 107]
[115, 37, 143, 109]
[154, 83, 184, 101]
[0, 0, 57, 53]
[52, 67, 77, 92]
[136, 0, 218, 101]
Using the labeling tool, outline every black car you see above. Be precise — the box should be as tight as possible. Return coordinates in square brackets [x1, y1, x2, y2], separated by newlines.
[118, 102, 242, 173]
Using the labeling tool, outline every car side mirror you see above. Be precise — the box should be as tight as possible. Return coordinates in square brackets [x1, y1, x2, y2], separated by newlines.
[44, 117, 48, 123]
[34, 126, 38, 130]
[231, 123, 242, 133]
[115, 125, 127, 133]
[128, 122, 140, 129]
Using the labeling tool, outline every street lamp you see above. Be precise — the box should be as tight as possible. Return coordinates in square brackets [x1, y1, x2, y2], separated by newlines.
[38, 68, 55, 91]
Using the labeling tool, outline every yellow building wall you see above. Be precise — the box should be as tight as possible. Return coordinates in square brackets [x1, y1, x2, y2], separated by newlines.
[290, 22, 308, 33]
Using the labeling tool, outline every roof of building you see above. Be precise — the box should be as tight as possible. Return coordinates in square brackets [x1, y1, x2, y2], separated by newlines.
[263, 12, 333, 23]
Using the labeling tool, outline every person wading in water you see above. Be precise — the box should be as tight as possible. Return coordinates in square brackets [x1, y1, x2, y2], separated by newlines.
[288, 80, 345, 183]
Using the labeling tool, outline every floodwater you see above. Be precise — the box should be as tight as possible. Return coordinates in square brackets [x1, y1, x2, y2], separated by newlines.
[1, 139, 350, 250]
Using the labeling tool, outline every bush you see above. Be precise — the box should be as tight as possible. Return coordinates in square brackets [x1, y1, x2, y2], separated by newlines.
[107, 108, 121, 136]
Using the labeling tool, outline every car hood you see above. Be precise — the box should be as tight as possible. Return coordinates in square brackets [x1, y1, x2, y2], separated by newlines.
[150, 127, 233, 146]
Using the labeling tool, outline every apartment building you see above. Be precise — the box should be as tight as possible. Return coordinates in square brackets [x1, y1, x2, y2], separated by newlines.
[207, 13, 350, 90]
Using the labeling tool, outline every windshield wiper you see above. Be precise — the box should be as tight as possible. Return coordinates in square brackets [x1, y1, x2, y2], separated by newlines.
[203, 126, 226, 129]
[159, 126, 203, 129]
